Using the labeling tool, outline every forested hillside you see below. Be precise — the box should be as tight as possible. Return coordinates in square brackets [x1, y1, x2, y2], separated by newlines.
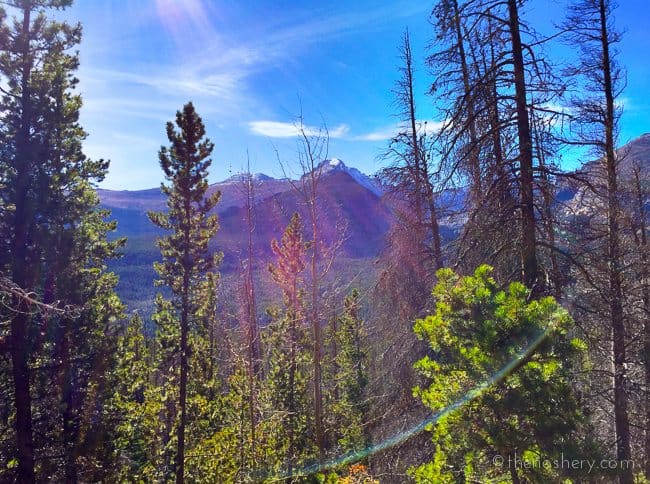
[0, 1, 648, 483]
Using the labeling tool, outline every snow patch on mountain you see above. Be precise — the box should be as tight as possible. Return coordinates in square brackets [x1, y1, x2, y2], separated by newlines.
[316, 158, 384, 196]
[212, 158, 384, 196]
[219, 173, 277, 184]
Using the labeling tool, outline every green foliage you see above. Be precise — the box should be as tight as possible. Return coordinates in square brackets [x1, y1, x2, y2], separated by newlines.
[146, 102, 223, 480]
[264, 309, 314, 466]
[148, 102, 222, 294]
[0, 1, 125, 480]
[110, 313, 157, 480]
[411, 265, 596, 483]
[264, 213, 315, 475]
[324, 289, 369, 453]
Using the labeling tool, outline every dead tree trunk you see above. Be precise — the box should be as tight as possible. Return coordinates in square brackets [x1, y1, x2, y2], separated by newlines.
[507, 0, 539, 293]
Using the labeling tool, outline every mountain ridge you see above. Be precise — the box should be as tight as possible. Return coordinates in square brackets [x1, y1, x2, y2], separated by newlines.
[99, 134, 649, 313]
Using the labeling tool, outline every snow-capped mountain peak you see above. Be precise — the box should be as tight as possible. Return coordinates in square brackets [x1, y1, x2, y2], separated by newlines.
[316, 158, 347, 173]
[316, 158, 384, 196]
[220, 172, 276, 184]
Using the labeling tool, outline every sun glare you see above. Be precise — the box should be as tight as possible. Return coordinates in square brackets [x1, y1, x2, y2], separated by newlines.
[154, 0, 215, 47]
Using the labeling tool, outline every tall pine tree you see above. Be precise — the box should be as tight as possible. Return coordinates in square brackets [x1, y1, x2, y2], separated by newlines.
[147, 102, 221, 484]
[266, 213, 314, 477]
[563, 1, 634, 480]
[0, 1, 123, 481]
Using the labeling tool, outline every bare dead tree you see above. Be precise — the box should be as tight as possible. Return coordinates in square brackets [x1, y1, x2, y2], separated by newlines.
[277, 115, 346, 460]
[429, 0, 568, 293]
[561, 1, 636, 481]
[382, 29, 444, 274]
[235, 154, 261, 470]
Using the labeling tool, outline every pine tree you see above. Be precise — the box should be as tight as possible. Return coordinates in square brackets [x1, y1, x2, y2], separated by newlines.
[184, 273, 225, 479]
[110, 313, 155, 480]
[412, 266, 596, 483]
[41, 201, 124, 482]
[266, 212, 314, 476]
[150, 295, 181, 479]
[147, 102, 221, 483]
[562, 2, 636, 481]
[325, 289, 369, 452]
[0, 1, 123, 481]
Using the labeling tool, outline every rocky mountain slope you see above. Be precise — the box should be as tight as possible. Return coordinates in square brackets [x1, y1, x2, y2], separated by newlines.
[99, 159, 392, 312]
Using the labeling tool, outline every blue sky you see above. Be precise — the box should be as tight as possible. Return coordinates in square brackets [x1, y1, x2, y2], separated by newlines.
[57, 0, 649, 190]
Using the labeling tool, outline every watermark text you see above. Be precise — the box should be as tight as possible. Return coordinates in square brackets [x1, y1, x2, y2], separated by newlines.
[492, 452, 634, 474]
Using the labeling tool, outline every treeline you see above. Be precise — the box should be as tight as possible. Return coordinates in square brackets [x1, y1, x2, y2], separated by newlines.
[0, 0, 648, 483]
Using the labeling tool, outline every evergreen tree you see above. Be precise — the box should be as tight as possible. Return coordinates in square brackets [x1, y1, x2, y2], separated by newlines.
[0, 1, 123, 481]
[110, 313, 156, 480]
[266, 213, 314, 476]
[147, 102, 221, 483]
[411, 266, 596, 483]
[150, 295, 182, 479]
[325, 289, 369, 453]
[184, 273, 226, 480]
[39, 201, 124, 482]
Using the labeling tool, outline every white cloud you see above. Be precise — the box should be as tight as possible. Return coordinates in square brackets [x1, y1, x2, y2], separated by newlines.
[83, 68, 242, 100]
[248, 121, 349, 139]
[82, 2, 430, 118]
[354, 120, 444, 141]
[616, 97, 631, 110]
[354, 125, 399, 141]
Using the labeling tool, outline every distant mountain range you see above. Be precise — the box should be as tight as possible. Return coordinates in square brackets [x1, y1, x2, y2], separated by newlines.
[98, 159, 394, 312]
[98, 158, 390, 259]
[557, 133, 650, 213]
[98, 134, 649, 313]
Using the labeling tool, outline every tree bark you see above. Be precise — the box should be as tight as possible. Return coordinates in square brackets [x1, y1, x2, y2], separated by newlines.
[403, 31, 443, 270]
[451, 0, 482, 200]
[531, 108, 563, 298]
[176, 198, 191, 484]
[507, 0, 539, 293]
[310, 196, 325, 458]
[243, 171, 259, 468]
[10, 3, 36, 481]
[599, 1, 633, 481]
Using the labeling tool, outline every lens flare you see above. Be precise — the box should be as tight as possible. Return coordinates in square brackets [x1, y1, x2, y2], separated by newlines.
[263, 327, 551, 481]
[154, 0, 216, 48]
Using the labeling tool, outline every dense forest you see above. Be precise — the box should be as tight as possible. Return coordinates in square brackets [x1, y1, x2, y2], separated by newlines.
[0, 0, 648, 483]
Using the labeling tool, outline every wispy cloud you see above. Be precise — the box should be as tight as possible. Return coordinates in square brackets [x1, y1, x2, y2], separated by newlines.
[248, 120, 349, 138]
[354, 124, 399, 141]
[83, 68, 242, 101]
[81, 1, 429, 116]
[354, 120, 444, 141]
[248, 118, 445, 141]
